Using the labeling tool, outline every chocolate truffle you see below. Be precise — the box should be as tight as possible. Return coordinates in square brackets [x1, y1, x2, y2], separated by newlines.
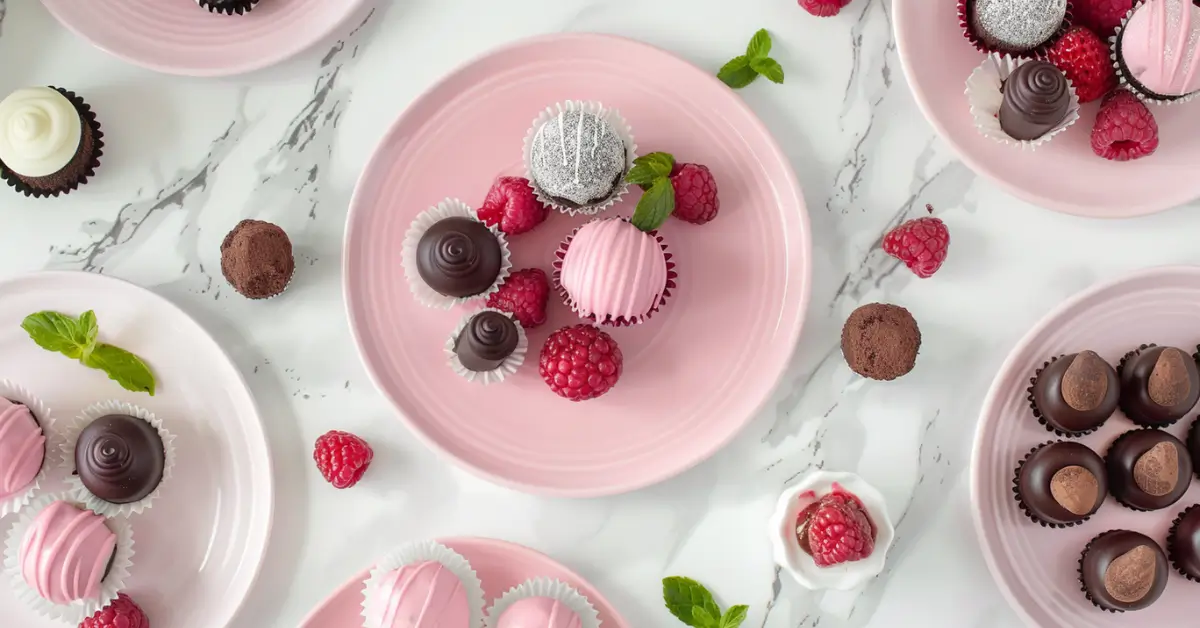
[529, 109, 627, 209]
[1188, 416, 1200, 479]
[998, 61, 1072, 141]
[1079, 530, 1168, 612]
[75, 414, 165, 504]
[840, 303, 920, 381]
[1028, 351, 1120, 437]
[454, 311, 520, 373]
[1106, 429, 1192, 511]
[1014, 441, 1108, 527]
[220, 219, 295, 300]
[416, 217, 503, 298]
[196, 0, 260, 15]
[1119, 345, 1200, 427]
[969, 0, 1069, 54]
[1168, 504, 1200, 581]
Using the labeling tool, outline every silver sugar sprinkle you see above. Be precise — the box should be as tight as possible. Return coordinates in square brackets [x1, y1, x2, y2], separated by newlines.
[971, 0, 1068, 52]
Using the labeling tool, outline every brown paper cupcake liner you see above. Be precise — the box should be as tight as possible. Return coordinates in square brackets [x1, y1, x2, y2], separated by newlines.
[0, 87, 103, 199]
[1110, 7, 1199, 106]
[196, 0, 260, 15]
[1025, 355, 1104, 438]
[957, 0, 1074, 59]
[1189, 414, 1200, 480]
[1078, 530, 1126, 613]
[1012, 440, 1091, 527]
[1168, 504, 1200, 582]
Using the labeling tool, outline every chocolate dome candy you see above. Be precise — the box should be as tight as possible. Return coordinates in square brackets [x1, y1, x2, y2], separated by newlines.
[1080, 530, 1168, 612]
[969, 0, 1068, 54]
[416, 217, 503, 299]
[999, 61, 1072, 141]
[1029, 351, 1119, 436]
[1118, 345, 1200, 427]
[1168, 505, 1200, 581]
[454, 311, 520, 373]
[529, 109, 627, 209]
[75, 414, 165, 504]
[840, 303, 920, 381]
[1106, 429, 1192, 512]
[1014, 441, 1107, 527]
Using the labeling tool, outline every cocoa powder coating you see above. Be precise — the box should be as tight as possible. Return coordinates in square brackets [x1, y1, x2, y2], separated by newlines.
[1062, 350, 1110, 412]
[840, 303, 920, 381]
[220, 219, 294, 300]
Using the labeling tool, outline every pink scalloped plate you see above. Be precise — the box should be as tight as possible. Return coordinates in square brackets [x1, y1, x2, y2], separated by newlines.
[299, 537, 630, 627]
[342, 33, 811, 497]
[38, 0, 367, 77]
[894, 0, 1200, 218]
[973, 266, 1200, 626]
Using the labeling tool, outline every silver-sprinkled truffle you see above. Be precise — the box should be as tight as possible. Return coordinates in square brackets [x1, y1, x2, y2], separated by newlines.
[530, 110, 627, 208]
[971, 0, 1067, 53]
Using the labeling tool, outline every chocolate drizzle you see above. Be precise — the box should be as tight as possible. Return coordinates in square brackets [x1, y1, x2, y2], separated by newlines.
[416, 217, 502, 298]
[999, 61, 1071, 140]
[75, 414, 165, 504]
[454, 311, 519, 373]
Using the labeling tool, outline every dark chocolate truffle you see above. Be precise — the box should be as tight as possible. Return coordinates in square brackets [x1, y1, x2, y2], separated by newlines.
[1014, 441, 1108, 527]
[416, 217, 503, 298]
[1028, 351, 1119, 437]
[1079, 530, 1168, 612]
[529, 109, 627, 209]
[1119, 345, 1200, 427]
[999, 61, 1072, 141]
[840, 303, 920, 381]
[1168, 504, 1200, 581]
[196, 0, 260, 15]
[1188, 416, 1200, 479]
[454, 311, 520, 373]
[220, 219, 295, 300]
[75, 414, 165, 504]
[1106, 429, 1192, 511]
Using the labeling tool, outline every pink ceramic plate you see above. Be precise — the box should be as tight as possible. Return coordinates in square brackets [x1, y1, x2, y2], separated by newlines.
[298, 537, 631, 627]
[343, 34, 811, 497]
[973, 266, 1200, 626]
[38, 0, 367, 77]
[0, 271, 272, 627]
[894, 0, 1200, 218]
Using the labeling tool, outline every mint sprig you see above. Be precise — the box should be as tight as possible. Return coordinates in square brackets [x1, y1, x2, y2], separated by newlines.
[627, 152, 678, 232]
[22, 310, 157, 396]
[718, 29, 785, 88]
[663, 577, 749, 628]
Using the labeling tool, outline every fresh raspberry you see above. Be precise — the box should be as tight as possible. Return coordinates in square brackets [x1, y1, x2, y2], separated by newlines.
[1091, 90, 1159, 162]
[669, 163, 720, 225]
[1073, 0, 1133, 38]
[799, 0, 853, 16]
[881, 205, 949, 278]
[313, 430, 374, 489]
[487, 268, 550, 329]
[477, 176, 551, 236]
[796, 492, 876, 567]
[538, 325, 623, 401]
[1047, 26, 1117, 103]
[81, 593, 149, 628]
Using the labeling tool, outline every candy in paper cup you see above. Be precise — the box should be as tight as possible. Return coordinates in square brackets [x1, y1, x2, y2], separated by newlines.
[195, 0, 260, 15]
[965, 54, 1080, 150]
[401, 198, 513, 310]
[445, 308, 528, 385]
[4, 494, 134, 624]
[0, 380, 60, 518]
[361, 540, 486, 628]
[522, 100, 637, 217]
[1111, 6, 1200, 106]
[60, 400, 176, 517]
[485, 578, 602, 628]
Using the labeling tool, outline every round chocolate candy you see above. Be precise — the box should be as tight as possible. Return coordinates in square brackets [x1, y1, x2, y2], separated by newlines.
[998, 61, 1072, 141]
[1106, 429, 1192, 512]
[75, 414, 165, 504]
[1189, 416, 1200, 479]
[1168, 504, 1200, 581]
[415, 217, 503, 298]
[840, 303, 921, 381]
[1029, 351, 1119, 436]
[1014, 441, 1107, 527]
[454, 311, 520, 373]
[529, 109, 626, 209]
[1119, 345, 1200, 427]
[1079, 530, 1168, 612]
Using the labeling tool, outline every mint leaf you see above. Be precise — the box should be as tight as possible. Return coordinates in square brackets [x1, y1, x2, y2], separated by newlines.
[719, 605, 748, 628]
[663, 577, 721, 627]
[692, 606, 719, 628]
[746, 29, 772, 59]
[631, 178, 675, 232]
[718, 56, 759, 89]
[22, 311, 88, 359]
[751, 57, 785, 84]
[84, 344, 156, 396]
[626, 152, 676, 186]
[77, 310, 98, 361]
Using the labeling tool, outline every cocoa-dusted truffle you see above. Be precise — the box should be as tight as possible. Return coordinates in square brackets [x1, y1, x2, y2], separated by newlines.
[1107, 429, 1192, 512]
[1029, 351, 1119, 436]
[1119, 345, 1200, 427]
[1014, 441, 1107, 527]
[220, 219, 295, 300]
[1079, 530, 1168, 612]
[840, 303, 920, 381]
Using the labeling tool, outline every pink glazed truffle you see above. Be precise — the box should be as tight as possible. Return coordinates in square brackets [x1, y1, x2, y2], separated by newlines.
[19, 501, 116, 604]
[0, 397, 45, 500]
[556, 218, 670, 326]
[495, 597, 582, 628]
[367, 561, 471, 627]
[1116, 0, 1200, 101]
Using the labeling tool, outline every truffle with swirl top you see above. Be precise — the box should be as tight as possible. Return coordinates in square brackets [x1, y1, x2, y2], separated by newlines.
[999, 61, 1073, 141]
[0, 86, 103, 197]
[445, 309, 528, 385]
[74, 414, 166, 505]
[402, 199, 512, 309]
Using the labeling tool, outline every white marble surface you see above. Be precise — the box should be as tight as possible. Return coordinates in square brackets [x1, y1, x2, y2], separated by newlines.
[4, 0, 1200, 626]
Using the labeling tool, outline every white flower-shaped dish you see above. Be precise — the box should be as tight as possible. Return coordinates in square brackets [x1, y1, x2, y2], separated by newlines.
[768, 471, 895, 591]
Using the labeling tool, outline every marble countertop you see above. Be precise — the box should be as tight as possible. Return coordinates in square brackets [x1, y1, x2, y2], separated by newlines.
[5, 0, 1200, 626]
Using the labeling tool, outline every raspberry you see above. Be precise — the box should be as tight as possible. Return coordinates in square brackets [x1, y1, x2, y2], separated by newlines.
[487, 268, 550, 329]
[796, 492, 876, 567]
[81, 593, 149, 628]
[1091, 90, 1159, 162]
[313, 430, 374, 489]
[1073, 0, 1133, 38]
[538, 325, 623, 401]
[669, 163, 720, 225]
[477, 176, 551, 236]
[1047, 27, 1117, 103]
[799, 0, 853, 16]
[881, 205, 950, 278]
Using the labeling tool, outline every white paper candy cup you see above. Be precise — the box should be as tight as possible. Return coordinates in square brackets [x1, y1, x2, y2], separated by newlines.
[0, 381, 60, 518]
[401, 199, 513, 310]
[445, 308, 528, 385]
[522, 100, 637, 217]
[965, 54, 1081, 150]
[60, 400, 176, 517]
[1111, 9, 1200, 106]
[361, 540, 486, 628]
[4, 494, 134, 624]
[485, 578, 602, 628]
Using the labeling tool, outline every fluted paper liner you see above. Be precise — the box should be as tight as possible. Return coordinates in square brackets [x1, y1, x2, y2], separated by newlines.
[361, 540, 485, 628]
[401, 199, 513, 310]
[485, 578, 601, 628]
[966, 54, 1081, 150]
[0, 380, 60, 518]
[445, 308, 528, 385]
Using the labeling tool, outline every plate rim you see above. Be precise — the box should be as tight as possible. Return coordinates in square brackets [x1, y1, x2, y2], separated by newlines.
[340, 31, 812, 497]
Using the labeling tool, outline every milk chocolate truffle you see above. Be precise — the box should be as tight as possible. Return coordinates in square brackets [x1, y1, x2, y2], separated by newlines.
[416, 217, 503, 298]
[840, 303, 920, 381]
[1079, 530, 1168, 612]
[999, 61, 1072, 141]
[1029, 351, 1119, 436]
[1168, 505, 1200, 581]
[454, 311, 520, 373]
[1119, 345, 1200, 427]
[220, 219, 295, 300]
[75, 414, 165, 505]
[1106, 429, 1192, 511]
[1014, 441, 1107, 527]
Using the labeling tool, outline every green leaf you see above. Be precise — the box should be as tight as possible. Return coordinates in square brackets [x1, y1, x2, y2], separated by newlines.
[746, 29, 772, 60]
[630, 178, 676, 232]
[718, 56, 759, 89]
[626, 152, 677, 186]
[84, 344, 156, 396]
[663, 577, 721, 627]
[21, 311, 87, 359]
[692, 606, 719, 628]
[719, 605, 749, 628]
[751, 57, 785, 84]
[76, 310, 99, 361]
